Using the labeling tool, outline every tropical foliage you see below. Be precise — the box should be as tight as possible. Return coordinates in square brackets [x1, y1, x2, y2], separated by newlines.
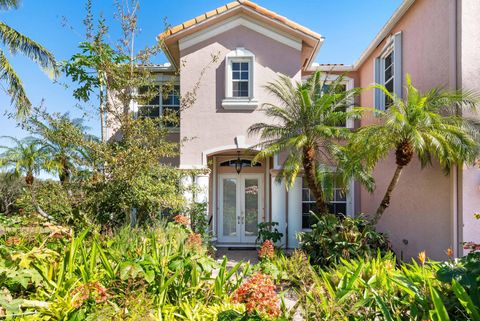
[0, 0, 56, 117]
[351, 74, 480, 223]
[298, 213, 390, 266]
[249, 71, 366, 214]
[0, 222, 254, 320]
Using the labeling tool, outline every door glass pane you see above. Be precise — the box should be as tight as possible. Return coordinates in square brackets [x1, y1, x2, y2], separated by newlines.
[244, 179, 259, 237]
[223, 178, 237, 237]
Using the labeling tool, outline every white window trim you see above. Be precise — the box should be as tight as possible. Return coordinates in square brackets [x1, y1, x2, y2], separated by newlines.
[379, 44, 394, 110]
[222, 48, 258, 110]
[374, 32, 402, 111]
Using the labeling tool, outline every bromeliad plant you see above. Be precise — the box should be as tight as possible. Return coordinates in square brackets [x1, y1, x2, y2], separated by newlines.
[352, 74, 480, 223]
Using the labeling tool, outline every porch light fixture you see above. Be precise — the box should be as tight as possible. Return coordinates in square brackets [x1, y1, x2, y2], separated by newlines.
[235, 150, 243, 174]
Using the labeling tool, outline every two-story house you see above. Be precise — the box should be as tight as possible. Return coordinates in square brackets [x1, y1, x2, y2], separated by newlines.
[108, 0, 480, 260]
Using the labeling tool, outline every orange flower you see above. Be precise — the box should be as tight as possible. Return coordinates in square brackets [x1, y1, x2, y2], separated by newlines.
[71, 281, 108, 308]
[232, 272, 280, 318]
[174, 214, 190, 226]
[446, 247, 453, 258]
[258, 240, 275, 261]
[418, 251, 426, 265]
[186, 232, 202, 250]
[5, 236, 21, 247]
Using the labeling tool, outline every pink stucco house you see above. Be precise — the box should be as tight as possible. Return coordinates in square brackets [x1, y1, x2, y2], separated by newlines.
[110, 0, 480, 260]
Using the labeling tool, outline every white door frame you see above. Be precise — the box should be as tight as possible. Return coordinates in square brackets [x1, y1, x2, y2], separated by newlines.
[217, 173, 264, 244]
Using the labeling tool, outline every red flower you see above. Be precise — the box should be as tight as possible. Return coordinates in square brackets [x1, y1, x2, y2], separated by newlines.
[232, 272, 280, 318]
[463, 242, 480, 252]
[258, 240, 275, 261]
[174, 214, 190, 226]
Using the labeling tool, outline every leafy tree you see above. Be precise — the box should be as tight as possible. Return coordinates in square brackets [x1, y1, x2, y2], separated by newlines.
[249, 71, 363, 213]
[83, 117, 185, 227]
[0, 136, 47, 185]
[0, 0, 56, 117]
[353, 74, 480, 223]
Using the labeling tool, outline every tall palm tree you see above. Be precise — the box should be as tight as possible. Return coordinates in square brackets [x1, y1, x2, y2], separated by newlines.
[0, 136, 47, 185]
[0, 0, 56, 117]
[248, 71, 365, 214]
[353, 74, 480, 224]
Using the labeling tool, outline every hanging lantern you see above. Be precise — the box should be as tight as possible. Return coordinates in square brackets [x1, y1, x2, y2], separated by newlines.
[235, 150, 243, 174]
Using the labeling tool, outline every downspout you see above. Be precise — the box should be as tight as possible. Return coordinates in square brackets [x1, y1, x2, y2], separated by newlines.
[285, 188, 289, 249]
[450, 0, 460, 257]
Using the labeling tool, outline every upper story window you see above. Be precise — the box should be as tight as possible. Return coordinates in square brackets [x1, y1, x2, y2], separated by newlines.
[232, 61, 250, 97]
[222, 48, 258, 110]
[375, 32, 402, 111]
[137, 84, 180, 127]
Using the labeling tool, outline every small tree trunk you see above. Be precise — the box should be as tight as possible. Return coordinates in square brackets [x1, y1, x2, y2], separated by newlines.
[302, 146, 328, 214]
[99, 83, 105, 142]
[372, 164, 404, 224]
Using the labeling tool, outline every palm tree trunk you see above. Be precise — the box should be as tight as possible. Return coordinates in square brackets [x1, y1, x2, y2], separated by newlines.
[302, 146, 328, 214]
[25, 171, 34, 186]
[372, 164, 404, 224]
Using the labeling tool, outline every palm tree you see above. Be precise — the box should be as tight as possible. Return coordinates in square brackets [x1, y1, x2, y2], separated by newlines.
[353, 74, 480, 224]
[248, 71, 364, 214]
[30, 113, 93, 185]
[0, 0, 56, 117]
[0, 136, 47, 185]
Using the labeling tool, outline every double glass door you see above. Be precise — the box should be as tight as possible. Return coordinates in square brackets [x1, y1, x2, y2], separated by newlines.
[218, 174, 263, 243]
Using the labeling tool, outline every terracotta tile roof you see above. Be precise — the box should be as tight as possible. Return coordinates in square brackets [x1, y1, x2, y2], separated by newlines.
[159, 0, 321, 40]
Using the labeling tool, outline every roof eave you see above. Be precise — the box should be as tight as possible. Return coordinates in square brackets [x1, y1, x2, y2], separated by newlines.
[352, 0, 415, 70]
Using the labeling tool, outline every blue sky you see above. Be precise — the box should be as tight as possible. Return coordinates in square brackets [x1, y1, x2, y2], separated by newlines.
[0, 0, 402, 140]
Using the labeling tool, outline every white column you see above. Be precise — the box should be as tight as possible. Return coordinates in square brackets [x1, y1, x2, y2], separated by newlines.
[181, 175, 193, 204]
[287, 177, 302, 248]
[194, 174, 209, 204]
[271, 176, 286, 247]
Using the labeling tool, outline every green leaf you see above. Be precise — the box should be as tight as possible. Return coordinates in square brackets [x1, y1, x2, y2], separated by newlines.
[429, 284, 450, 321]
[452, 279, 480, 321]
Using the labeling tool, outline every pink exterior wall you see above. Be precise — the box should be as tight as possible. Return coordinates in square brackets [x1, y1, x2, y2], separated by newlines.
[356, 0, 454, 260]
[179, 25, 302, 166]
[459, 0, 480, 253]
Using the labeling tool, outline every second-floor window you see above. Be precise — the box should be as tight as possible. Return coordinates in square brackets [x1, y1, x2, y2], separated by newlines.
[138, 84, 180, 127]
[222, 48, 258, 110]
[381, 49, 394, 108]
[232, 61, 250, 97]
[374, 32, 402, 111]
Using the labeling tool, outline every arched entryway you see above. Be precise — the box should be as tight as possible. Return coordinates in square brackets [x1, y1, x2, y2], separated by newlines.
[206, 148, 271, 246]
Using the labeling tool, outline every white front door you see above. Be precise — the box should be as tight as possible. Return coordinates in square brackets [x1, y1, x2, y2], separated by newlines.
[218, 174, 263, 244]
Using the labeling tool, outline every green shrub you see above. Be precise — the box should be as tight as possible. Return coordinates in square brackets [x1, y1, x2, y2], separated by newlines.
[256, 222, 283, 245]
[298, 213, 390, 267]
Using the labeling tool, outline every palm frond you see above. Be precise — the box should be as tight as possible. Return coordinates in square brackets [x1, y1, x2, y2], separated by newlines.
[0, 49, 31, 117]
[0, 0, 19, 10]
[0, 22, 57, 73]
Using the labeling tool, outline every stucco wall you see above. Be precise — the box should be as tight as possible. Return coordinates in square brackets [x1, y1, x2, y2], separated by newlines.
[459, 0, 480, 252]
[356, 0, 454, 260]
[179, 25, 302, 167]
